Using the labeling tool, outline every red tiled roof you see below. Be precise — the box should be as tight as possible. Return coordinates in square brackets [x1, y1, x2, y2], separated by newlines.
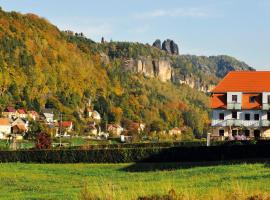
[58, 121, 72, 127]
[17, 109, 26, 114]
[211, 71, 270, 93]
[6, 107, 16, 112]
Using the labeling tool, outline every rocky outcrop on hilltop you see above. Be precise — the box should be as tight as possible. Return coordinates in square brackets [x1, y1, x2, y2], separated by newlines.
[152, 39, 179, 55]
[162, 39, 179, 55]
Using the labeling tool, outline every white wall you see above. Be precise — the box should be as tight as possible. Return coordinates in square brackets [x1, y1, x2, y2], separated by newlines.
[262, 92, 270, 104]
[0, 125, 11, 135]
[227, 92, 242, 103]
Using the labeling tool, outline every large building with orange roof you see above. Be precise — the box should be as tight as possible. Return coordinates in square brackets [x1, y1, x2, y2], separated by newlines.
[211, 71, 270, 139]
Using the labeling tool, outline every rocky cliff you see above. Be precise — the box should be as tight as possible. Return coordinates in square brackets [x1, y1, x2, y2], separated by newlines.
[124, 57, 172, 82]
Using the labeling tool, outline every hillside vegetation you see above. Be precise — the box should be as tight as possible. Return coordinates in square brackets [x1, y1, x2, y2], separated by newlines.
[0, 8, 252, 137]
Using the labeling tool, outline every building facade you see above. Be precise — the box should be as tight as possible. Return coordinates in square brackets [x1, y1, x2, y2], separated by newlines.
[211, 71, 270, 139]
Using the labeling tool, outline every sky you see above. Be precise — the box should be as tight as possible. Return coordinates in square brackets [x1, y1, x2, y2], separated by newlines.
[1, 0, 270, 70]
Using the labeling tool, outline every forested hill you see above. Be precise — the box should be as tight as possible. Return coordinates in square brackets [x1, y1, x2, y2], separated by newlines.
[0, 8, 253, 138]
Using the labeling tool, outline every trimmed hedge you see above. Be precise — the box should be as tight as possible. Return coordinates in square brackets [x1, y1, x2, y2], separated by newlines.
[1, 143, 270, 163]
[68, 140, 264, 150]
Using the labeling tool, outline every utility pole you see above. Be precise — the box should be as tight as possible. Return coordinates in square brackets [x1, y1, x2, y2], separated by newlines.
[59, 112, 62, 148]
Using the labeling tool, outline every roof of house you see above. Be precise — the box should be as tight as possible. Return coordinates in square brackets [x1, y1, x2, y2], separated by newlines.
[0, 118, 10, 126]
[211, 71, 270, 93]
[58, 121, 72, 127]
[17, 109, 26, 114]
[12, 124, 27, 131]
[5, 107, 16, 112]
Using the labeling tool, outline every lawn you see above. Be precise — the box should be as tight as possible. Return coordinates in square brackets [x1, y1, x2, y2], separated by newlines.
[0, 162, 270, 200]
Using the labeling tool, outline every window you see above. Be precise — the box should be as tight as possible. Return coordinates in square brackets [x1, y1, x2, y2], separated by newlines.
[219, 129, 225, 136]
[267, 112, 270, 120]
[232, 130, 237, 136]
[219, 113, 224, 120]
[245, 113, 250, 120]
[232, 95, 238, 102]
[244, 130, 250, 137]
[268, 95, 270, 104]
[249, 96, 256, 103]
[254, 114, 259, 120]
[232, 111, 237, 119]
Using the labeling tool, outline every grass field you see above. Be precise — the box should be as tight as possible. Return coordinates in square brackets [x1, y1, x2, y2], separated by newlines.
[1, 162, 270, 200]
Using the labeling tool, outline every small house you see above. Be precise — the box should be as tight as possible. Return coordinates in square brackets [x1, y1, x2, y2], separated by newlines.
[42, 109, 54, 123]
[168, 127, 182, 136]
[107, 124, 123, 136]
[17, 109, 27, 118]
[92, 110, 101, 121]
[2, 107, 17, 119]
[0, 118, 11, 139]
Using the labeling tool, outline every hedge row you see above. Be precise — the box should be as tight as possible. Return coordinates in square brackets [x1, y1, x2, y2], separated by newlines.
[1, 143, 270, 163]
[68, 140, 264, 150]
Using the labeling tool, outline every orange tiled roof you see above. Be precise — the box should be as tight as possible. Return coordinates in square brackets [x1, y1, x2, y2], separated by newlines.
[0, 118, 10, 125]
[211, 94, 227, 109]
[211, 71, 270, 93]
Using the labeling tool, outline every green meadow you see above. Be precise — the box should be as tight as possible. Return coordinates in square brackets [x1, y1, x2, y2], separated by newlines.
[0, 162, 270, 200]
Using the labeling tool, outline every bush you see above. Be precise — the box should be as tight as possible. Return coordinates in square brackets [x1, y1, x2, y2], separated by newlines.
[0, 142, 270, 163]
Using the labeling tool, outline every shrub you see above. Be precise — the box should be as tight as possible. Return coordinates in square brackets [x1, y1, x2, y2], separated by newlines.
[35, 132, 52, 150]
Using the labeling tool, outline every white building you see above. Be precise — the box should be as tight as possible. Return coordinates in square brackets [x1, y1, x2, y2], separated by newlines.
[211, 71, 270, 139]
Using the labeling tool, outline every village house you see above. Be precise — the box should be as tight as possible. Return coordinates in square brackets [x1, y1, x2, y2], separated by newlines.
[87, 121, 98, 136]
[11, 118, 29, 132]
[211, 71, 270, 140]
[92, 110, 101, 121]
[17, 109, 27, 118]
[107, 124, 124, 136]
[0, 118, 11, 139]
[168, 127, 182, 136]
[2, 107, 17, 119]
[41, 109, 54, 123]
[12, 124, 27, 140]
[56, 121, 73, 136]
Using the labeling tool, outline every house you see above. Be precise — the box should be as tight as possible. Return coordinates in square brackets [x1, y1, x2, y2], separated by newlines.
[88, 121, 98, 136]
[11, 124, 26, 140]
[107, 124, 123, 136]
[0, 118, 11, 139]
[56, 121, 73, 136]
[27, 110, 39, 121]
[11, 118, 28, 132]
[210, 71, 270, 140]
[92, 110, 101, 121]
[17, 109, 27, 118]
[2, 107, 17, 119]
[168, 127, 182, 136]
[41, 109, 54, 123]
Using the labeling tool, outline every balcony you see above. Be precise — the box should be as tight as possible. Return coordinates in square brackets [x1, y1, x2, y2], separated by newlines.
[262, 103, 270, 110]
[261, 120, 270, 127]
[226, 119, 242, 126]
[227, 102, 241, 110]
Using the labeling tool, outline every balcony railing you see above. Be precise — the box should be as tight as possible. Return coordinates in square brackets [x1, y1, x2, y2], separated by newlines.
[212, 119, 261, 127]
[262, 103, 270, 110]
[261, 120, 270, 127]
[227, 102, 241, 110]
[226, 119, 242, 126]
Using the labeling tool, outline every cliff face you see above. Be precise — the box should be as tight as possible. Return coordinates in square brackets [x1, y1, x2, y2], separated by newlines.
[124, 57, 172, 82]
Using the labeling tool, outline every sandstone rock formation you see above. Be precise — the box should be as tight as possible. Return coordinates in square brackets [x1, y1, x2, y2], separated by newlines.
[162, 39, 179, 55]
[152, 39, 161, 49]
[124, 57, 172, 82]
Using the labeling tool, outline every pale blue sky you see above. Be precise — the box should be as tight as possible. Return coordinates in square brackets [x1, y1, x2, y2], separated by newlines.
[1, 0, 270, 70]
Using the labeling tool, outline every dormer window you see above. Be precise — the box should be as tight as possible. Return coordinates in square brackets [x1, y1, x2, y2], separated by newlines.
[249, 96, 256, 103]
[232, 95, 237, 102]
